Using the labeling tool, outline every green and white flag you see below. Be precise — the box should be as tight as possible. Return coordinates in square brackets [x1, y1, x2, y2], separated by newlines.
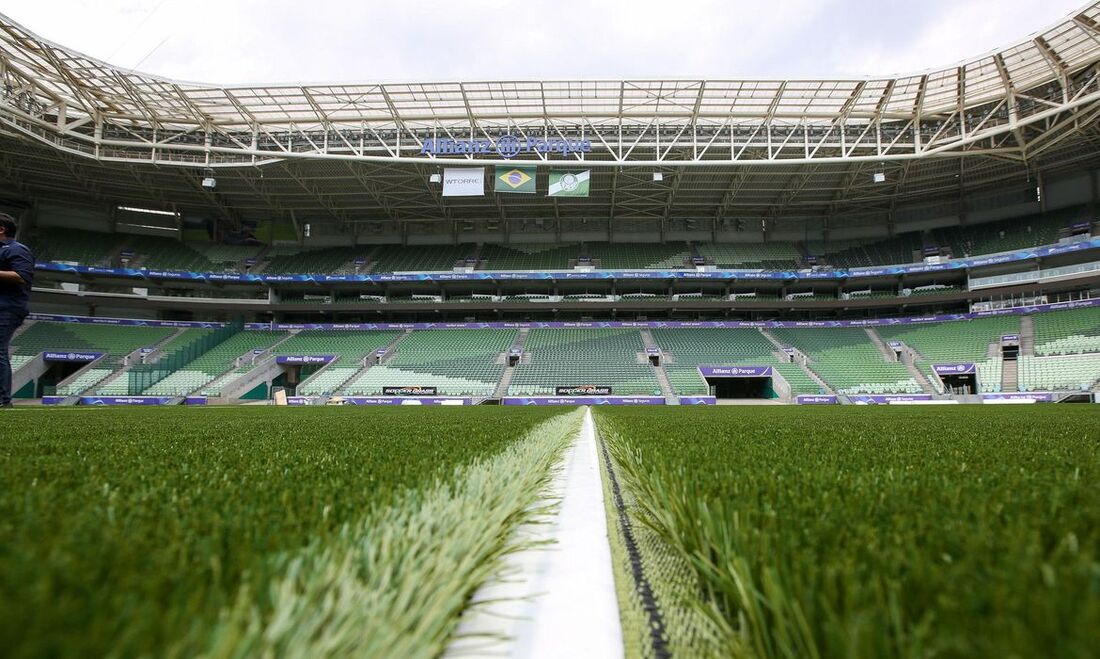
[494, 166, 536, 194]
[548, 170, 590, 197]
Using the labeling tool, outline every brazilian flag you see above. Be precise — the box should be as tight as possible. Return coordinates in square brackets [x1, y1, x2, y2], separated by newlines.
[494, 166, 536, 194]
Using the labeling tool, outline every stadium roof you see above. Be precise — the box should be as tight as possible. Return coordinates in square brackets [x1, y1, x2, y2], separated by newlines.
[2, 4, 1100, 228]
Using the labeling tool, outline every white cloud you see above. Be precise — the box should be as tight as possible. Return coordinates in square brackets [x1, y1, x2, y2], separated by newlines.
[1, 0, 1087, 83]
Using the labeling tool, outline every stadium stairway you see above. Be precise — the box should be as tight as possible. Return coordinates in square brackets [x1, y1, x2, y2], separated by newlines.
[87, 328, 190, 395]
[1020, 315, 1036, 356]
[864, 328, 898, 362]
[204, 333, 298, 400]
[335, 330, 413, 396]
[491, 328, 529, 398]
[1002, 359, 1019, 392]
[866, 328, 938, 394]
[638, 329, 677, 403]
[759, 328, 835, 394]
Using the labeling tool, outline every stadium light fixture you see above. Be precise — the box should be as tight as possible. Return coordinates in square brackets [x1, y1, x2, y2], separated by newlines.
[652, 172, 664, 182]
[429, 173, 442, 184]
[872, 171, 886, 183]
[117, 205, 179, 217]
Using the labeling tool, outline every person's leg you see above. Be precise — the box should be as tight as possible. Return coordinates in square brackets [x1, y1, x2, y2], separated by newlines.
[0, 314, 19, 406]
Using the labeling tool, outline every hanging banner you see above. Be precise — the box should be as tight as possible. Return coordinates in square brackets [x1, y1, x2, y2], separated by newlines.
[442, 168, 485, 197]
[548, 170, 590, 197]
[494, 166, 537, 194]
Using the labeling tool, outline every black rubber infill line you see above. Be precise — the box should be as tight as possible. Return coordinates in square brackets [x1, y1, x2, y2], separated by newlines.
[597, 432, 671, 659]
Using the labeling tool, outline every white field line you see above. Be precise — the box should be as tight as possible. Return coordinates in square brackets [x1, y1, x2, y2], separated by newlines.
[446, 406, 623, 658]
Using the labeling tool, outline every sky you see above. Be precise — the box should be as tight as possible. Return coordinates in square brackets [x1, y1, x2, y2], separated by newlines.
[1, 0, 1088, 84]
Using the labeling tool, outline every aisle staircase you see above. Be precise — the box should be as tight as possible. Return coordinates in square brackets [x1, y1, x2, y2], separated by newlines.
[1001, 358, 1018, 392]
[492, 328, 530, 398]
[1019, 315, 1035, 356]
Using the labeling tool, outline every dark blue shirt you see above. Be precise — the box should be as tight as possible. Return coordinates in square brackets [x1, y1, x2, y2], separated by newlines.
[0, 237, 33, 316]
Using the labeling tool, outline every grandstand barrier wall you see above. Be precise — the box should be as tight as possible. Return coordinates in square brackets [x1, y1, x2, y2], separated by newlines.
[26, 297, 1100, 331]
[30, 237, 1100, 284]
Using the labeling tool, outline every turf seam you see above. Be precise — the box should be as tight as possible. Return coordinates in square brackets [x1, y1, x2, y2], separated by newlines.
[596, 420, 671, 659]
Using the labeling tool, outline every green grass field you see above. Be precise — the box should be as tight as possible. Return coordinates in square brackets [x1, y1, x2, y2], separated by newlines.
[595, 405, 1100, 658]
[3, 405, 1099, 658]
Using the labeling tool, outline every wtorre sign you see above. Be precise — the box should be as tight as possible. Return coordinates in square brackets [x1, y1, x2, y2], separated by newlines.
[420, 134, 591, 158]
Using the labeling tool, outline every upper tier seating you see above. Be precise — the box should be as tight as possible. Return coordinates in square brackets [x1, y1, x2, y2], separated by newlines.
[695, 243, 803, 269]
[263, 246, 370, 274]
[1032, 307, 1100, 356]
[508, 328, 662, 396]
[32, 228, 121, 266]
[582, 243, 693, 269]
[343, 329, 514, 397]
[478, 243, 580, 270]
[370, 245, 478, 273]
[124, 235, 214, 271]
[770, 327, 921, 394]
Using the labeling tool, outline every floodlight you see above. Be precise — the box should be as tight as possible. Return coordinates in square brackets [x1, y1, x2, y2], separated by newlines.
[872, 172, 886, 183]
[429, 173, 442, 183]
[653, 172, 664, 182]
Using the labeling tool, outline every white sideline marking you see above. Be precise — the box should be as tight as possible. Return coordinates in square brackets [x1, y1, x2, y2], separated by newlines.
[446, 407, 623, 658]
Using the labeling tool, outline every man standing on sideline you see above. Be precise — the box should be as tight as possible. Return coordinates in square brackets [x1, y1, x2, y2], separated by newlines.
[0, 213, 33, 409]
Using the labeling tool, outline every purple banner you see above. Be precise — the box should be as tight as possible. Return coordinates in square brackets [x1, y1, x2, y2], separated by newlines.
[678, 396, 716, 405]
[848, 394, 935, 404]
[41, 396, 66, 405]
[79, 396, 176, 405]
[698, 365, 773, 377]
[502, 396, 666, 405]
[183, 396, 208, 406]
[43, 351, 103, 363]
[275, 355, 337, 365]
[981, 392, 1055, 403]
[1001, 334, 1020, 343]
[645, 347, 661, 354]
[932, 363, 976, 375]
[286, 396, 472, 405]
[796, 394, 839, 404]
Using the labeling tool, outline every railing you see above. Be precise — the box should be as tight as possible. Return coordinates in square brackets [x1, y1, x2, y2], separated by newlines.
[968, 261, 1100, 290]
[125, 321, 243, 395]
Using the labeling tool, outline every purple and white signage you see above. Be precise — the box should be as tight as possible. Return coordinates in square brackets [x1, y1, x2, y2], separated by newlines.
[286, 396, 471, 406]
[43, 351, 103, 363]
[79, 396, 176, 405]
[678, 396, 716, 405]
[796, 394, 838, 404]
[41, 396, 66, 405]
[981, 392, 1055, 403]
[1001, 335, 1020, 343]
[698, 365, 773, 377]
[183, 396, 208, 405]
[275, 355, 336, 365]
[502, 396, 665, 406]
[932, 363, 976, 375]
[848, 394, 934, 404]
[646, 347, 662, 355]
